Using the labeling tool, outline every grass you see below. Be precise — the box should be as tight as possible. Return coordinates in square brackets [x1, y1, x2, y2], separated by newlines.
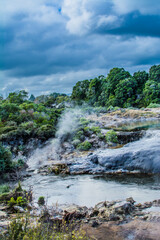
[0, 214, 89, 240]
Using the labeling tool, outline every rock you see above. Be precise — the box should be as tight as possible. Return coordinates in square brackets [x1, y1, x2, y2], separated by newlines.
[114, 201, 134, 215]
[13, 206, 26, 213]
[90, 155, 98, 164]
[126, 197, 135, 204]
[0, 211, 7, 219]
[91, 220, 100, 227]
[109, 214, 120, 221]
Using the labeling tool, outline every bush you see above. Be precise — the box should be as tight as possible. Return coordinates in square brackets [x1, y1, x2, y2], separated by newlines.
[90, 126, 101, 134]
[38, 196, 45, 206]
[8, 196, 27, 208]
[77, 141, 92, 151]
[0, 144, 12, 173]
[0, 184, 10, 194]
[105, 130, 118, 143]
[72, 139, 81, 147]
[74, 130, 84, 141]
[147, 103, 160, 108]
[1, 214, 89, 240]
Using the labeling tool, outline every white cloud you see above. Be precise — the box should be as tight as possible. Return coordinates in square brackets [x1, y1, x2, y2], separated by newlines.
[1, 0, 62, 25]
[97, 15, 118, 27]
[112, 0, 160, 15]
[61, 0, 92, 35]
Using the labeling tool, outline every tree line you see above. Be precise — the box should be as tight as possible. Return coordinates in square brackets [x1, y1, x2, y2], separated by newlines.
[71, 65, 160, 108]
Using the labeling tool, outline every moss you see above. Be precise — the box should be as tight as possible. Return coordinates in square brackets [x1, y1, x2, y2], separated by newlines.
[105, 130, 118, 143]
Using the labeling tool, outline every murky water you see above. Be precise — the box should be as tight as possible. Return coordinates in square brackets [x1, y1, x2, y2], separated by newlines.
[22, 173, 160, 207]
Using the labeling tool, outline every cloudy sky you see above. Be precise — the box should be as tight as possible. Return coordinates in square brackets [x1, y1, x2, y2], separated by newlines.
[1, 0, 160, 96]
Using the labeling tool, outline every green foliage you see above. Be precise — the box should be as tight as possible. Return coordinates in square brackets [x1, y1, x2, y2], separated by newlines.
[77, 141, 92, 151]
[0, 184, 10, 194]
[0, 144, 12, 173]
[147, 103, 160, 108]
[38, 196, 45, 206]
[106, 68, 131, 96]
[143, 80, 160, 106]
[72, 139, 81, 147]
[115, 77, 137, 107]
[149, 65, 160, 82]
[7, 90, 28, 105]
[8, 195, 27, 208]
[133, 71, 148, 94]
[16, 196, 27, 207]
[8, 197, 16, 207]
[90, 126, 101, 134]
[79, 118, 90, 126]
[105, 130, 118, 143]
[71, 80, 90, 102]
[0, 103, 20, 122]
[87, 76, 103, 105]
[1, 214, 89, 240]
[74, 130, 84, 141]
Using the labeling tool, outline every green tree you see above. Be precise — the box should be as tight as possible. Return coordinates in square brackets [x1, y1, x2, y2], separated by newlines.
[115, 77, 137, 107]
[0, 103, 20, 122]
[71, 80, 90, 102]
[106, 68, 131, 96]
[143, 80, 160, 106]
[29, 94, 35, 102]
[149, 65, 160, 82]
[7, 90, 28, 105]
[87, 76, 103, 105]
[133, 71, 148, 94]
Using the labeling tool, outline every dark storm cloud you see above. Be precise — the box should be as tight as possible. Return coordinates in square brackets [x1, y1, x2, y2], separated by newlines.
[97, 12, 160, 37]
[0, 0, 160, 95]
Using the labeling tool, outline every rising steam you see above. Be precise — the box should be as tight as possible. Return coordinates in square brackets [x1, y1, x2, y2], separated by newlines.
[27, 107, 84, 170]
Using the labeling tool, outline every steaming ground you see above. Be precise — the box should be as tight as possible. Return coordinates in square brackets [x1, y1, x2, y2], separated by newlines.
[27, 107, 85, 170]
[85, 130, 160, 173]
[27, 107, 160, 174]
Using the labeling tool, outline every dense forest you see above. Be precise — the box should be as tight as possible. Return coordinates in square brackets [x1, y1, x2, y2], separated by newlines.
[71, 65, 160, 108]
[0, 64, 160, 177]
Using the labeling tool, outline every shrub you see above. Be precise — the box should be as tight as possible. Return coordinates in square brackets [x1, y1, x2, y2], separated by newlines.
[74, 130, 84, 141]
[147, 103, 160, 108]
[0, 184, 10, 194]
[0, 144, 12, 173]
[16, 196, 27, 207]
[90, 126, 101, 134]
[77, 141, 92, 151]
[79, 118, 90, 126]
[1, 214, 89, 240]
[8, 197, 16, 207]
[105, 130, 118, 143]
[72, 139, 81, 147]
[38, 196, 45, 206]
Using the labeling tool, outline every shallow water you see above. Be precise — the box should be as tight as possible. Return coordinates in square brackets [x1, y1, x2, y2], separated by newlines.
[22, 173, 160, 207]
[111, 119, 160, 131]
[23, 119, 160, 207]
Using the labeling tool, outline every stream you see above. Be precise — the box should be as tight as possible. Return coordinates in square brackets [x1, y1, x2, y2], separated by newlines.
[22, 119, 160, 207]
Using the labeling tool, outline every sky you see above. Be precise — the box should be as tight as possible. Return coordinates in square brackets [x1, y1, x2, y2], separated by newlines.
[1, 0, 160, 96]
